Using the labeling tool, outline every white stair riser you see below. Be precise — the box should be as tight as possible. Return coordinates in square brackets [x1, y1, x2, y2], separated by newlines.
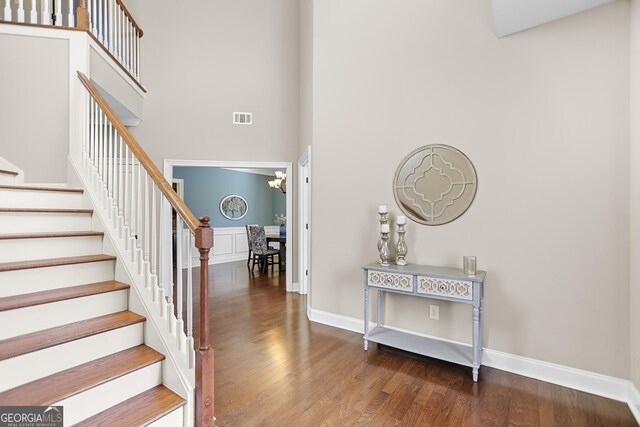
[0, 323, 144, 392]
[0, 189, 85, 209]
[0, 175, 15, 185]
[56, 363, 162, 426]
[0, 235, 103, 263]
[0, 212, 92, 233]
[149, 407, 184, 427]
[0, 290, 128, 340]
[0, 260, 114, 297]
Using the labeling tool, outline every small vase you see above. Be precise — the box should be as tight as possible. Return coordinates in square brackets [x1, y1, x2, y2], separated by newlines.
[279, 224, 286, 238]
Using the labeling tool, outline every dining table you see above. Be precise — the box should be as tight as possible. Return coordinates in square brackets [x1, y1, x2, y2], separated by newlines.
[266, 235, 286, 272]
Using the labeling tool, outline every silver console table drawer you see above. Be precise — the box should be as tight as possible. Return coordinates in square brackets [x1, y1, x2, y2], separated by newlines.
[367, 270, 414, 293]
[417, 276, 472, 301]
[362, 262, 486, 382]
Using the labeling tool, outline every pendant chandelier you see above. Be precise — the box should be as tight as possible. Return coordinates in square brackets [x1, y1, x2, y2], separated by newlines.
[268, 171, 286, 194]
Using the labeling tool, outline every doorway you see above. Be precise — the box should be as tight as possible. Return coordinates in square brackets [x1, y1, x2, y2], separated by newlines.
[163, 159, 294, 292]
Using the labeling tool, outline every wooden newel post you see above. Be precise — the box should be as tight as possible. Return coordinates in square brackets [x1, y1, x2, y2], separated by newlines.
[195, 216, 215, 427]
[76, 0, 89, 30]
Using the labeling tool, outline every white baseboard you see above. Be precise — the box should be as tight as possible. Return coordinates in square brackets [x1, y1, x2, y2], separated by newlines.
[292, 282, 300, 292]
[482, 348, 629, 403]
[309, 308, 365, 334]
[308, 307, 636, 410]
[630, 381, 640, 424]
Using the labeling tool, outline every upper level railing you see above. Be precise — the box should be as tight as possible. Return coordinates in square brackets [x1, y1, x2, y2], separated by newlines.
[1, 0, 142, 83]
[76, 71, 214, 426]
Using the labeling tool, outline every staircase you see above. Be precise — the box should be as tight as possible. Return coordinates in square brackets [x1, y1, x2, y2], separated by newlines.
[0, 169, 186, 426]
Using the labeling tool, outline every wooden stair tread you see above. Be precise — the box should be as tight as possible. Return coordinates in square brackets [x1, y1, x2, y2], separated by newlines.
[0, 281, 129, 312]
[0, 184, 83, 193]
[0, 311, 145, 361]
[0, 208, 93, 214]
[0, 254, 116, 272]
[73, 385, 185, 427]
[0, 231, 103, 240]
[0, 169, 18, 176]
[0, 345, 164, 406]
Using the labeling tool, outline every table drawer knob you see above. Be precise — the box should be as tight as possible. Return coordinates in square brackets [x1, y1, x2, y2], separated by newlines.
[440, 284, 447, 291]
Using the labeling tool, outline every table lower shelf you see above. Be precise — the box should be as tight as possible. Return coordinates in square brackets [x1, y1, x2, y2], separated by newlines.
[365, 327, 475, 368]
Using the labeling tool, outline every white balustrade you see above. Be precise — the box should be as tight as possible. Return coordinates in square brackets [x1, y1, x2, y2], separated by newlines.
[80, 76, 197, 370]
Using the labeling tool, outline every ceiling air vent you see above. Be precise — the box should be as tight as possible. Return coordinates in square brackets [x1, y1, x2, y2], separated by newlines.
[233, 112, 252, 125]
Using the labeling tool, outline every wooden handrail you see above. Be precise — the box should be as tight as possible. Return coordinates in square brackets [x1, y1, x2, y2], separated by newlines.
[115, 0, 143, 37]
[77, 71, 198, 232]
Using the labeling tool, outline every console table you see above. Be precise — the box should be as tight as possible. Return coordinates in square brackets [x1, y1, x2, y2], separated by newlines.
[362, 262, 486, 381]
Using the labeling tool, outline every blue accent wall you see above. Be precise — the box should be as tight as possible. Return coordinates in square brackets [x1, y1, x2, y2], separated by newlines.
[174, 167, 283, 228]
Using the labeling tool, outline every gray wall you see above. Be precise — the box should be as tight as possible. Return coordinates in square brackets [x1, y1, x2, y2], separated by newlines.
[124, 0, 299, 166]
[630, 0, 640, 393]
[0, 34, 68, 182]
[311, 0, 630, 378]
[174, 168, 285, 228]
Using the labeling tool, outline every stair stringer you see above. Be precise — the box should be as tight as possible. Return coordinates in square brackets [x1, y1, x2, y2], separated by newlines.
[67, 158, 196, 427]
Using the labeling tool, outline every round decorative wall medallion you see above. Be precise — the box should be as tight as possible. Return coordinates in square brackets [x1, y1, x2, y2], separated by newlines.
[219, 195, 248, 220]
[393, 144, 477, 226]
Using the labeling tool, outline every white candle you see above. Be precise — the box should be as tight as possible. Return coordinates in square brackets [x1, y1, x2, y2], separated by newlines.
[379, 205, 388, 214]
[397, 215, 406, 225]
[381, 224, 390, 233]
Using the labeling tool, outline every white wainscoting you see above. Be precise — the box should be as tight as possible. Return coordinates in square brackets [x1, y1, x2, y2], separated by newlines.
[180, 226, 280, 267]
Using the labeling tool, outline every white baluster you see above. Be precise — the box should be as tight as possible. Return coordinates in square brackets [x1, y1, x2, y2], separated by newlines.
[3, 0, 12, 21]
[144, 174, 150, 269]
[124, 11, 130, 68]
[107, 0, 113, 50]
[29, 0, 36, 23]
[186, 231, 193, 339]
[54, 0, 61, 25]
[41, 0, 50, 26]
[118, 138, 125, 224]
[66, 0, 73, 26]
[123, 146, 130, 246]
[17, 0, 24, 22]
[115, 4, 120, 60]
[130, 153, 136, 258]
[90, 0, 96, 33]
[102, 113, 107, 191]
[176, 217, 183, 323]
[97, 0, 102, 41]
[91, 101, 96, 173]
[136, 33, 140, 79]
[136, 163, 143, 270]
[103, 0, 108, 45]
[151, 185, 158, 284]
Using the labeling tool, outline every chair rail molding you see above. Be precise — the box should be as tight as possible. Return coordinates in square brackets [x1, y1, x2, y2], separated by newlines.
[163, 159, 294, 292]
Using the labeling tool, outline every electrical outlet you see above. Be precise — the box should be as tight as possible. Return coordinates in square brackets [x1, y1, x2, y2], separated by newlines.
[430, 305, 439, 320]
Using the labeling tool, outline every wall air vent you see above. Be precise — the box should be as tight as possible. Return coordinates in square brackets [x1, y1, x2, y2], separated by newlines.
[233, 112, 252, 125]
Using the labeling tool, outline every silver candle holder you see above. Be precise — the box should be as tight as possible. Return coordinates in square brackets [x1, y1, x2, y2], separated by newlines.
[379, 228, 391, 266]
[377, 211, 388, 252]
[395, 222, 408, 266]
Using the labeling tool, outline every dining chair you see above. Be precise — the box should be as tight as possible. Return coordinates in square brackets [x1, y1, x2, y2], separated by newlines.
[248, 226, 279, 273]
[245, 224, 258, 267]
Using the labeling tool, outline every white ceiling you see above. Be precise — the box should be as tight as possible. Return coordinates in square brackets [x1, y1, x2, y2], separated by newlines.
[492, 0, 615, 37]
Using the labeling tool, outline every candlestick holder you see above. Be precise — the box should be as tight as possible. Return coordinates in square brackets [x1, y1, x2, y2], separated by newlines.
[377, 212, 388, 252]
[395, 223, 408, 266]
[379, 230, 391, 266]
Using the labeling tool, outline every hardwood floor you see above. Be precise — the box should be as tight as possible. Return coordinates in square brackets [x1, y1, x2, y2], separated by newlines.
[198, 261, 637, 426]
